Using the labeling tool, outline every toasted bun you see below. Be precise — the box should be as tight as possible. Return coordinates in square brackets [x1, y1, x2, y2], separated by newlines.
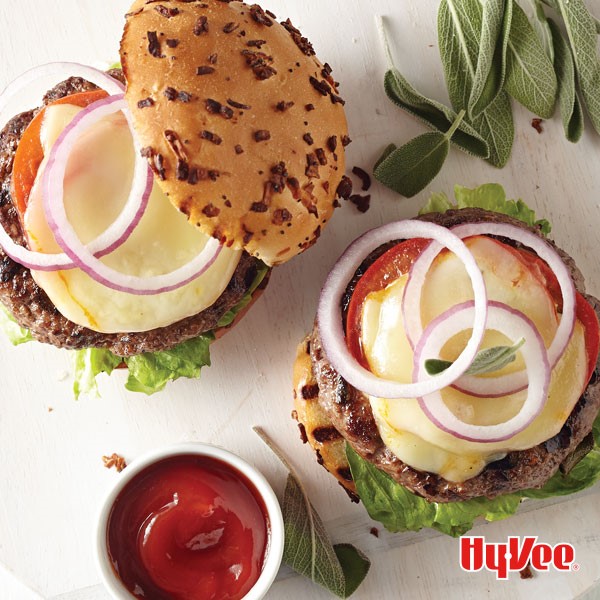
[120, 0, 348, 266]
[292, 336, 356, 497]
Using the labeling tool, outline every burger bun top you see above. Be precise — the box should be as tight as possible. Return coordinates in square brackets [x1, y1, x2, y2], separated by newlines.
[120, 0, 349, 265]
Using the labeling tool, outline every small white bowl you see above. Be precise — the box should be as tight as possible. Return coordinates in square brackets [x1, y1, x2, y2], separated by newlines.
[95, 443, 284, 600]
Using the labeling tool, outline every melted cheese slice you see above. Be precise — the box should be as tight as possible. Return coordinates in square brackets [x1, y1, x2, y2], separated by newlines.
[362, 237, 588, 482]
[23, 104, 241, 333]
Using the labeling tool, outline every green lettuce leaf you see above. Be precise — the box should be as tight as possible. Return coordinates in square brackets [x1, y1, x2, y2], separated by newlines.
[70, 262, 268, 397]
[419, 183, 552, 234]
[347, 413, 600, 538]
[0, 305, 33, 346]
[73, 348, 122, 400]
[124, 333, 214, 395]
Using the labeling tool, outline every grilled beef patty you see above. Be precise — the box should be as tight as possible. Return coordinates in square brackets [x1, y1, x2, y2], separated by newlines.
[309, 208, 600, 502]
[0, 74, 265, 356]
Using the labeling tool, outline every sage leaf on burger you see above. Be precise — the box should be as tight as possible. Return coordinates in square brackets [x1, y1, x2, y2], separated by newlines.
[254, 427, 370, 598]
[425, 338, 525, 376]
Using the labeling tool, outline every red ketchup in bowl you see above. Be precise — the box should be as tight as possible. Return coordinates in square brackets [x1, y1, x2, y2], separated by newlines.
[106, 454, 269, 600]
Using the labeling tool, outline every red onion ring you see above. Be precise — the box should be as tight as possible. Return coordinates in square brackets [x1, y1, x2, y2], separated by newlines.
[0, 156, 152, 271]
[43, 95, 223, 295]
[317, 221, 488, 399]
[402, 221, 576, 398]
[0, 64, 152, 271]
[415, 301, 551, 443]
[0, 62, 124, 131]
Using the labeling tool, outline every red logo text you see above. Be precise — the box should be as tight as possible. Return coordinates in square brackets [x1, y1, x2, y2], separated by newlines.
[459, 536, 576, 579]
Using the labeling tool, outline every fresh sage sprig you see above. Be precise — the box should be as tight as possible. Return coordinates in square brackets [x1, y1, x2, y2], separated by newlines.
[438, 0, 515, 167]
[425, 337, 525, 376]
[253, 427, 370, 599]
[376, 0, 600, 198]
[383, 71, 490, 158]
[378, 16, 489, 158]
[374, 111, 466, 198]
[549, 19, 585, 142]
[505, 0, 558, 118]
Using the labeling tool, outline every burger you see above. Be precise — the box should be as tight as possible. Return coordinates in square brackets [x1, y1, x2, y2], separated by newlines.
[293, 185, 600, 536]
[0, 0, 349, 395]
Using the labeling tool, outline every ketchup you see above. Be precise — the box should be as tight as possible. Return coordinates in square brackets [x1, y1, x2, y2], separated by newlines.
[106, 455, 269, 600]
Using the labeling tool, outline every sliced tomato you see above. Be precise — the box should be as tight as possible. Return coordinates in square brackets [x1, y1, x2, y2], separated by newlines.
[575, 292, 600, 384]
[346, 235, 600, 384]
[10, 89, 108, 216]
[345, 237, 430, 368]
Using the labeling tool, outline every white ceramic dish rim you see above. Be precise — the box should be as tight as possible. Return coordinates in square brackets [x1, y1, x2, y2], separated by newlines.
[94, 442, 285, 600]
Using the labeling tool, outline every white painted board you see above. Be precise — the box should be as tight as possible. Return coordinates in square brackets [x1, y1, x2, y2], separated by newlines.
[0, 0, 599, 598]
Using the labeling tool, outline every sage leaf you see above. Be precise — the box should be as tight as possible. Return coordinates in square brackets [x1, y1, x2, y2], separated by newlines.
[374, 132, 449, 198]
[469, 0, 512, 118]
[383, 70, 489, 157]
[374, 110, 469, 198]
[333, 544, 371, 598]
[553, 0, 600, 134]
[373, 142, 397, 171]
[541, 0, 600, 34]
[529, 0, 555, 62]
[282, 474, 346, 597]
[253, 427, 370, 598]
[425, 338, 525, 376]
[549, 18, 584, 142]
[452, 337, 525, 375]
[377, 16, 489, 158]
[438, 0, 514, 167]
[505, 0, 558, 118]
[469, 91, 514, 167]
[438, 0, 481, 112]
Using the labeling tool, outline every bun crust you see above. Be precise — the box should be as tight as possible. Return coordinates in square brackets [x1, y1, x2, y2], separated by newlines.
[120, 0, 348, 265]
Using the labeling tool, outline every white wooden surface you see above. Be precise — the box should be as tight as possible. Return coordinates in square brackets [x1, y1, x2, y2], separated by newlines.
[1, 1, 600, 598]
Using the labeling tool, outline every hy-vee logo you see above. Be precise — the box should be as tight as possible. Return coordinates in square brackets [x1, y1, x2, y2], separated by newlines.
[460, 536, 578, 579]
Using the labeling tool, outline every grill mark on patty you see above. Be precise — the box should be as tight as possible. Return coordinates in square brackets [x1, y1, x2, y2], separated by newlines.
[0, 74, 266, 356]
[312, 426, 342, 443]
[301, 383, 319, 400]
[337, 467, 353, 482]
